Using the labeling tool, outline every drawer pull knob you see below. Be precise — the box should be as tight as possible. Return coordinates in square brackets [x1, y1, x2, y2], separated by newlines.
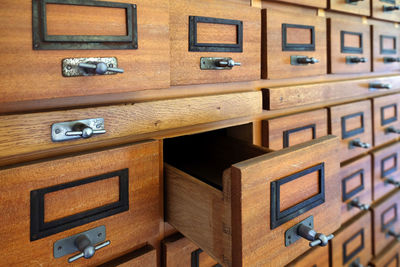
[216, 59, 241, 68]
[78, 62, 124, 75]
[200, 57, 240, 70]
[346, 0, 364, 3]
[346, 56, 367, 64]
[387, 229, 400, 241]
[349, 139, 370, 149]
[297, 224, 334, 247]
[348, 198, 370, 211]
[68, 235, 110, 263]
[290, 55, 319, 66]
[369, 83, 392, 90]
[385, 126, 400, 134]
[65, 123, 106, 139]
[383, 5, 400, 12]
[384, 57, 400, 63]
[384, 177, 400, 188]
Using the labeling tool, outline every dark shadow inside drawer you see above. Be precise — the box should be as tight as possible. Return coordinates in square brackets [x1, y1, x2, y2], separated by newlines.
[164, 126, 268, 190]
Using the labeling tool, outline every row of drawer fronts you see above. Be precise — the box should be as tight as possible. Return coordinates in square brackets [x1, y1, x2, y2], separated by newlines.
[165, 134, 341, 266]
[0, 140, 160, 265]
[2, 0, 400, 105]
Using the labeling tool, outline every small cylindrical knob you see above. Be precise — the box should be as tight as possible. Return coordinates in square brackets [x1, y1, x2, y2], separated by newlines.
[387, 229, 400, 241]
[65, 123, 106, 139]
[370, 83, 392, 90]
[350, 139, 371, 149]
[384, 57, 400, 63]
[350, 57, 367, 63]
[216, 59, 241, 68]
[78, 62, 124, 75]
[68, 235, 110, 263]
[386, 126, 400, 134]
[347, 0, 364, 3]
[349, 199, 370, 211]
[297, 57, 319, 64]
[383, 5, 400, 12]
[297, 224, 334, 247]
[385, 177, 400, 188]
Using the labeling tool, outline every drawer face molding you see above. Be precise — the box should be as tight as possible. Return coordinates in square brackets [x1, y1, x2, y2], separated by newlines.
[189, 16, 243, 52]
[270, 163, 325, 229]
[30, 169, 129, 241]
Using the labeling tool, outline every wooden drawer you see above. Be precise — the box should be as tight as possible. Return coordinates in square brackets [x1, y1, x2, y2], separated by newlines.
[372, 190, 400, 256]
[170, 0, 260, 86]
[99, 245, 157, 267]
[262, 109, 328, 150]
[373, 94, 400, 147]
[265, 0, 327, 8]
[372, 24, 400, 73]
[370, 240, 400, 267]
[339, 155, 372, 224]
[163, 234, 220, 267]
[329, 0, 370, 16]
[165, 134, 340, 266]
[328, 19, 371, 74]
[371, 142, 400, 201]
[0, 0, 169, 106]
[0, 141, 160, 266]
[262, 9, 327, 79]
[331, 211, 373, 267]
[372, 0, 400, 22]
[329, 100, 372, 162]
[286, 246, 329, 267]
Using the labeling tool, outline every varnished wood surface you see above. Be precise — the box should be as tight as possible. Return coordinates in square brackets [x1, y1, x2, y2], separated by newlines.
[371, 0, 400, 22]
[329, 100, 373, 162]
[0, 140, 160, 266]
[331, 211, 373, 267]
[339, 155, 372, 224]
[286, 246, 329, 267]
[99, 245, 157, 267]
[329, 0, 370, 16]
[0, 0, 170, 105]
[265, 0, 326, 8]
[170, 0, 260, 86]
[372, 24, 400, 73]
[370, 240, 400, 267]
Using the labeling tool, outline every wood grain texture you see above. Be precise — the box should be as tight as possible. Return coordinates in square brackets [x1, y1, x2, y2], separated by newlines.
[372, 24, 400, 73]
[262, 9, 327, 79]
[262, 109, 328, 150]
[370, 240, 400, 267]
[373, 94, 400, 146]
[331, 211, 373, 267]
[166, 135, 340, 266]
[170, 0, 260, 85]
[286, 246, 329, 267]
[0, 0, 170, 105]
[0, 140, 160, 266]
[339, 155, 372, 224]
[329, 100, 372, 162]
[265, 0, 327, 8]
[0, 91, 261, 163]
[163, 234, 219, 267]
[371, 0, 400, 22]
[329, 0, 370, 16]
[371, 142, 400, 201]
[99, 245, 157, 267]
[263, 76, 400, 110]
[371, 190, 400, 256]
[328, 19, 371, 74]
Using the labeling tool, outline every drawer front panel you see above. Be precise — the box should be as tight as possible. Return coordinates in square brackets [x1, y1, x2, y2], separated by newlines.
[267, 0, 327, 8]
[373, 94, 400, 146]
[339, 155, 372, 224]
[372, 142, 400, 200]
[331, 211, 372, 267]
[0, 0, 170, 105]
[372, 0, 400, 22]
[262, 9, 327, 79]
[372, 25, 400, 73]
[170, 0, 260, 85]
[262, 109, 328, 150]
[287, 246, 329, 267]
[0, 141, 160, 266]
[99, 245, 157, 267]
[328, 19, 371, 74]
[372, 191, 400, 255]
[232, 136, 340, 266]
[370, 241, 400, 267]
[329, 0, 370, 16]
[329, 100, 372, 162]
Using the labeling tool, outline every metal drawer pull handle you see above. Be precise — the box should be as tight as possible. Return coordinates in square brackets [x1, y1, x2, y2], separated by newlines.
[383, 5, 400, 12]
[297, 224, 334, 247]
[68, 235, 110, 263]
[348, 198, 370, 211]
[346, 56, 367, 64]
[297, 57, 319, 64]
[51, 118, 106, 142]
[387, 229, 400, 241]
[384, 57, 400, 63]
[216, 59, 241, 68]
[78, 62, 124, 75]
[346, 0, 364, 3]
[349, 139, 370, 149]
[65, 124, 106, 139]
[385, 126, 400, 134]
[369, 83, 392, 90]
[384, 177, 400, 188]
[200, 57, 241, 70]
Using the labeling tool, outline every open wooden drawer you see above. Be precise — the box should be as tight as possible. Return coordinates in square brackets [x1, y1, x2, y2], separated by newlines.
[164, 132, 340, 267]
